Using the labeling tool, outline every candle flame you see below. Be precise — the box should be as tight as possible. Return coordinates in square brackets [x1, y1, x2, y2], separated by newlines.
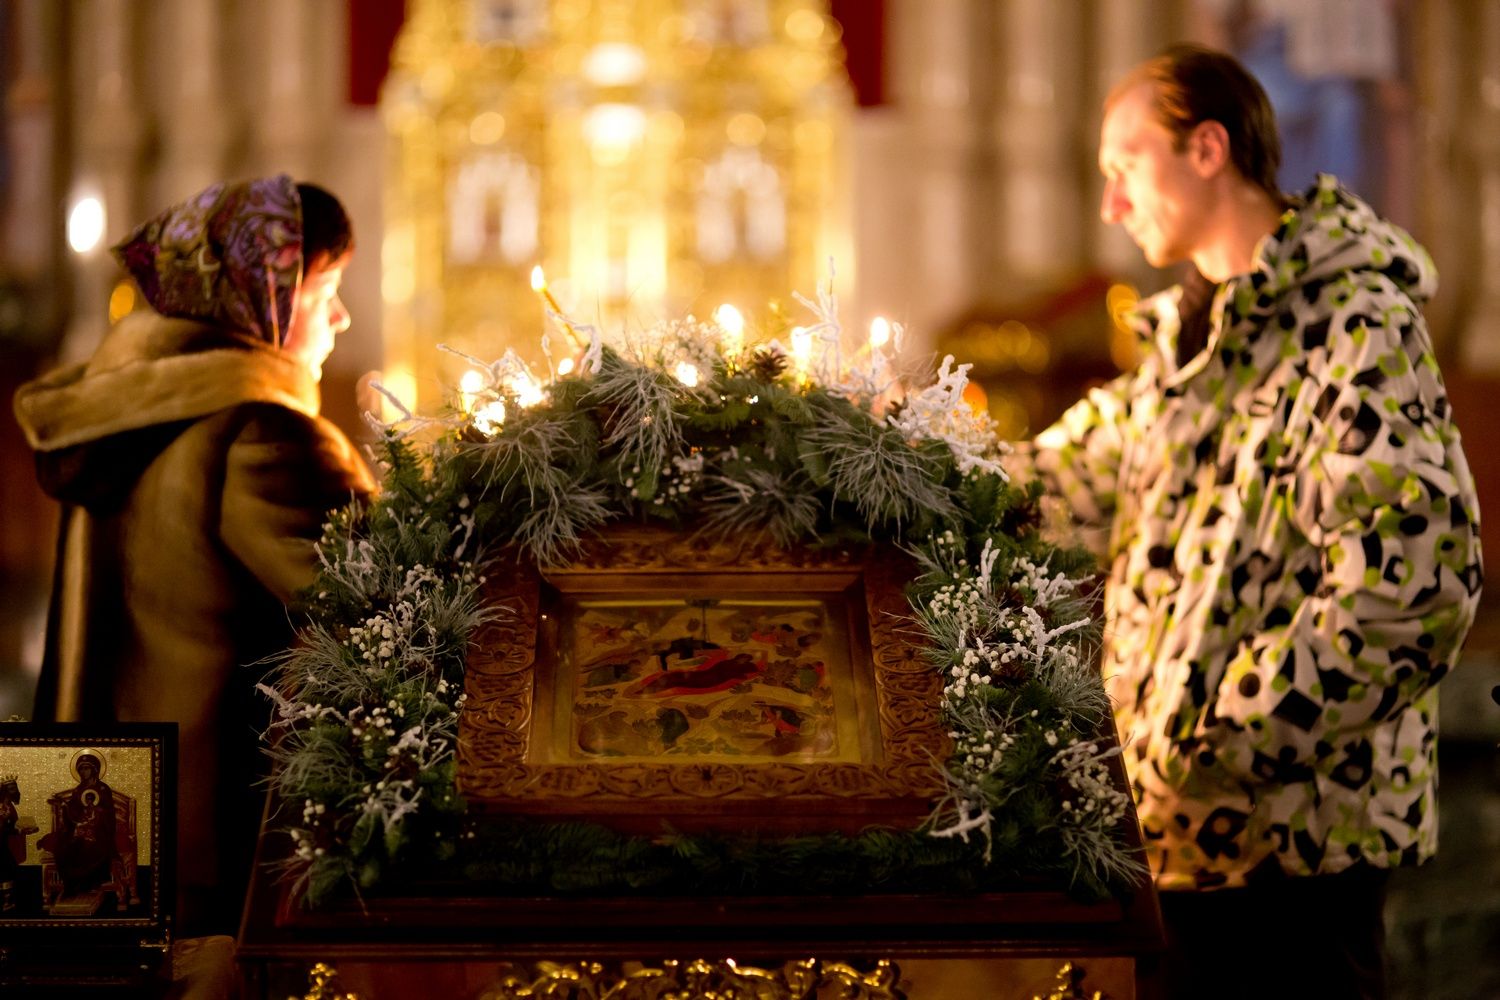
[713, 303, 745, 337]
[473, 399, 506, 434]
[530, 265, 546, 292]
[557, 357, 575, 376]
[790, 327, 813, 384]
[790, 326, 812, 358]
[512, 373, 545, 408]
[674, 361, 701, 387]
[869, 316, 891, 350]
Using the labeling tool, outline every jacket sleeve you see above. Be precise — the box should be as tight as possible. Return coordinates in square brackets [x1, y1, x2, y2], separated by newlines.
[1008, 371, 1133, 531]
[218, 405, 376, 603]
[1206, 300, 1482, 772]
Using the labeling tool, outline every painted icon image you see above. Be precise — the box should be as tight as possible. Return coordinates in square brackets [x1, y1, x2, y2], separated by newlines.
[562, 597, 852, 763]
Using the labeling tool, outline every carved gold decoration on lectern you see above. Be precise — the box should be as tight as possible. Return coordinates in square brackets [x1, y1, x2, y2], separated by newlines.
[1032, 960, 1112, 1000]
[479, 956, 904, 1000]
[300, 961, 360, 1000]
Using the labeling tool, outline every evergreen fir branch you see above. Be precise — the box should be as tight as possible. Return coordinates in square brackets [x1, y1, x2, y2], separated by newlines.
[512, 479, 615, 565]
[801, 404, 957, 532]
[583, 349, 684, 473]
[764, 383, 816, 424]
[1034, 640, 1111, 731]
[466, 409, 596, 502]
[1047, 739, 1146, 887]
[464, 410, 613, 562]
[698, 467, 821, 548]
[685, 397, 753, 433]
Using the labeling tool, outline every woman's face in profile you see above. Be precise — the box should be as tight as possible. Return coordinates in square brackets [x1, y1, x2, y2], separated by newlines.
[282, 254, 352, 379]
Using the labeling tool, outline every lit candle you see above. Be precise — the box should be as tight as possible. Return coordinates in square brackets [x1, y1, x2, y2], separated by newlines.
[713, 303, 745, 361]
[869, 316, 891, 351]
[511, 372, 545, 408]
[673, 360, 701, 387]
[790, 326, 813, 385]
[473, 399, 506, 435]
[556, 357, 575, 376]
[530, 265, 584, 350]
[459, 369, 486, 412]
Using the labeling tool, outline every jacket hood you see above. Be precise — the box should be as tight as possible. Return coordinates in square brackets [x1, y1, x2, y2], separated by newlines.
[13, 311, 321, 507]
[1252, 174, 1437, 305]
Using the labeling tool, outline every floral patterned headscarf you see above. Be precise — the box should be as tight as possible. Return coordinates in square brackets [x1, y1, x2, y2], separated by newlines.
[111, 175, 305, 346]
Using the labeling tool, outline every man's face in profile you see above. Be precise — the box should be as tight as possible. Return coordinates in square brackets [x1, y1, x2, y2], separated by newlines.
[1098, 82, 1211, 269]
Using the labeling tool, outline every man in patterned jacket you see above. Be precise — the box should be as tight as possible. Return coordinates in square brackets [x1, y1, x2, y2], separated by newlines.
[1021, 45, 1482, 998]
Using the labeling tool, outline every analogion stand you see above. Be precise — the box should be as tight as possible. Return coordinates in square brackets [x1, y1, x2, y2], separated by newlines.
[236, 803, 1165, 999]
[238, 878, 1163, 999]
[240, 528, 1164, 997]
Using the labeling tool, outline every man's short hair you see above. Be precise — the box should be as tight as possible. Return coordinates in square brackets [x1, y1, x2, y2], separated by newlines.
[1108, 44, 1282, 197]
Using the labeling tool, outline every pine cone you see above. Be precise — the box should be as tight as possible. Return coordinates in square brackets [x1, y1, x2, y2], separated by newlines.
[749, 346, 789, 381]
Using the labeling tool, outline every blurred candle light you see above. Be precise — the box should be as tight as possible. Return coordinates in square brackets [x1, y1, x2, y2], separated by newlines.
[381, 366, 419, 423]
[67, 196, 105, 254]
[556, 357, 575, 376]
[107, 280, 136, 323]
[473, 399, 506, 435]
[511, 372, 545, 408]
[869, 316, 891, 350]
[790, 326, 813, 384]
[674, 360, 701, 387]
[713, 303, 745, 359]
[581, 43, 648, 86]
[460, 369, 487, 410]
[583, 103, 646, 164]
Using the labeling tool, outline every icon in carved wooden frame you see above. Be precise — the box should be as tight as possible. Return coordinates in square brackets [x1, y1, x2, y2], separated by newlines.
[458, 527, 948, 834]
[0, 722, 176, 991]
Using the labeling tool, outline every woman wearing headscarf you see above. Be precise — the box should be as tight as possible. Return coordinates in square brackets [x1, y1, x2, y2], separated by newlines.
[13, 175, 376, 933]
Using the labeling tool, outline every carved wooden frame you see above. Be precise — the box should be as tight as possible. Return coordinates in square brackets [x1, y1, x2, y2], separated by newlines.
[458, 526, 948, 833]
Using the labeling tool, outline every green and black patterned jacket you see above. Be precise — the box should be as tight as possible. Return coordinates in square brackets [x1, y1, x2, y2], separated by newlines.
[1024, 175, 1482, 890]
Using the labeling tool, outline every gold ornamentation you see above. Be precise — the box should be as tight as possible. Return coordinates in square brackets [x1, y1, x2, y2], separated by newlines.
[479, 957, 904, 1000]
[458, 525, 947, 832]
[299, 961, 360, 1000]
[382, 0, 853, 411]
[1031, 961, 1111, 1000]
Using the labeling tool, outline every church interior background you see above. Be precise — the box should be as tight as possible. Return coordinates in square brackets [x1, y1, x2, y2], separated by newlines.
[0, 1, 1496, 995]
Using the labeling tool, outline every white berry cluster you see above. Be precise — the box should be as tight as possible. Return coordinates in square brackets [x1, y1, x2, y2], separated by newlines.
[951, 726, 1016, 776]
[652, 449, 706, 507]
[1053, 739, 1131, 830]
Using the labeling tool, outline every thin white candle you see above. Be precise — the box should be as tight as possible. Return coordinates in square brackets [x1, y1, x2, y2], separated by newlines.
[530, 265, 584, 349]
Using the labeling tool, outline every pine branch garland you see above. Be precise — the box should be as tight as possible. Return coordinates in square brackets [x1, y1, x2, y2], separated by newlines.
[801, 401, 958, 532]
[260, 293, 1142, 908]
